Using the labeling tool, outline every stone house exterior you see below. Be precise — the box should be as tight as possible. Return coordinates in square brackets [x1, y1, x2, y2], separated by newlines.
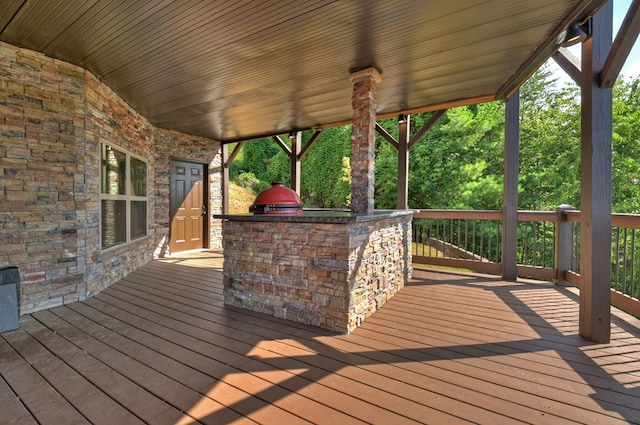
[0, 41, 223, 315]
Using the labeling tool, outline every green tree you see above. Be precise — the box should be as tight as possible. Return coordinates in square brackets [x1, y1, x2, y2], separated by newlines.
[612, 77, 640, 213]
[298, 126, 352, 207]
[519, 66, 582, 210]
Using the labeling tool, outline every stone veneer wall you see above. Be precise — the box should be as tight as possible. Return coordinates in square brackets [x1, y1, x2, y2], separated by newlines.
[0, 41, 222, 314]
[222, 214, 412, 333]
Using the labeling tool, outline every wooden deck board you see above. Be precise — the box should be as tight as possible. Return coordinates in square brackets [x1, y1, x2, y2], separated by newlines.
[0, 332, 90, 425]
[88, 288, 428, 423]
[2, 249, 640, 424]
[0, 370, 38, 425]
[3, 321, 146, 425]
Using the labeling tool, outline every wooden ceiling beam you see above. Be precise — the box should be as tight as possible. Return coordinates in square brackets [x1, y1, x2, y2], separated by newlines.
[600, 0, 640, 88]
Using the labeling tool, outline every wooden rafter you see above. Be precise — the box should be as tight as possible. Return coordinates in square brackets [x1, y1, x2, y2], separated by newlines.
[298, 129, 323, 160]
[272, 135, 291, 155]
[224, 141, 245, 168]
[375, 123, 398, 148]
[600, 0, 640, 88]
[553, 47, 582, 85]
[409, 109, 447, 149]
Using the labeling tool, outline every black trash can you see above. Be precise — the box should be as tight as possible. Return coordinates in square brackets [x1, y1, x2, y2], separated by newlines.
[0, 267, 19, 333]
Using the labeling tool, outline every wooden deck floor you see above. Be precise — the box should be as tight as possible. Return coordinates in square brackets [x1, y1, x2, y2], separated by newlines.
[2, 250, 640, 425]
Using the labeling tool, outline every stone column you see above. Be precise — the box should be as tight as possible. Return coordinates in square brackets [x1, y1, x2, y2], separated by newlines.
[350, 67, 382, 214]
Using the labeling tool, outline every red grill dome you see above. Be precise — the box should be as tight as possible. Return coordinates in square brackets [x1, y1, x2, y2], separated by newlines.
[249, 182, 303, 214]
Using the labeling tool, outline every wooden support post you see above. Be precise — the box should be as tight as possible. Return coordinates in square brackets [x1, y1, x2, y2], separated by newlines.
[350, 67, 382, 214]
[221, 141, 244, 214]
[580, 2, 613, 343]
[554, 204, 576, 286]
[502, 90, 519, 281]
[222, 143, 230, 214]
[290, 131, 301, 194]
[397, 114, 410, 209]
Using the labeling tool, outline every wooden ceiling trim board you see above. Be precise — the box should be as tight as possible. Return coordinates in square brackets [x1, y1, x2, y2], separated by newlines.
[0, 0, 26, 33]
[37, 0, 101, 50]
[50, 0, 178, 65]
[85, 0, 196, 75]
[148, 79, 352, 124]
[119, 0, 552, 112]
[44, 0, 130, 58]
[132, 13, 541, 114]
[137, 57, 352, 114]
[109, 0, 325, 89]
[2, 0, 59, 46]
[150, 66, 506, 141]
[114, 4, 352, 96]
[95, 1, 244, 70]
[154, 77, 498, 142]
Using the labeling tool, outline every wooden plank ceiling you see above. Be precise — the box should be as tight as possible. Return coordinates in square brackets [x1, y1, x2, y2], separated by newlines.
[0, 0, 605, 142]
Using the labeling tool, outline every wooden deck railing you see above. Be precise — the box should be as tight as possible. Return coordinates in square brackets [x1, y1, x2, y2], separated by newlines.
[412, 208, 640, 317]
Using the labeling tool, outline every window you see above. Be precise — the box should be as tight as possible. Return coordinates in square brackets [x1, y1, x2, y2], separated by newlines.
[100, 143, 148, 249]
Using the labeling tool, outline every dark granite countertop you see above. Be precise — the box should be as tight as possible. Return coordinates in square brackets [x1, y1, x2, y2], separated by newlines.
[213, 209, 419, 223]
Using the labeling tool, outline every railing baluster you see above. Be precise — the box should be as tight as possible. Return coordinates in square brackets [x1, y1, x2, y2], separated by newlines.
[472, 220, 476, 262]
[543, 221, 547, 268]
[479, 220, 484, 262]
[487, 221, 493, 261]
[457, 219, 461, 259]
[449, 218, 453, 259]
[524, 222, 528, 265]
[532, 222, 536, 267]
[614, 227, 620, 292]
[632, 229, 637, 298]
[623, 227, 628, 295]
[465, 220, 469, 258]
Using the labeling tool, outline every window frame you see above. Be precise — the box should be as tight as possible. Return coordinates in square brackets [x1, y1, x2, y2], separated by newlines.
[99, 142, 149, 250]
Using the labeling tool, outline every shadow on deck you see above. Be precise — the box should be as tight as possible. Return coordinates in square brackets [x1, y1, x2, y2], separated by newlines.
[1, 250, 639, 424]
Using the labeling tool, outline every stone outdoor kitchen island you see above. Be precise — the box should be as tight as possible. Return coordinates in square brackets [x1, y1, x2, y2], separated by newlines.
[216, 210, 414, 333]
[217, 67, 415, 333]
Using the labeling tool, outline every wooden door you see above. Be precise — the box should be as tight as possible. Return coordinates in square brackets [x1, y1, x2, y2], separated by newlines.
[170, 160, 206, 253]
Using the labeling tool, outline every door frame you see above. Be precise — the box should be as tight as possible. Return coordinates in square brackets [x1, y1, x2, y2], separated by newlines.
[169, 157, 210, 252]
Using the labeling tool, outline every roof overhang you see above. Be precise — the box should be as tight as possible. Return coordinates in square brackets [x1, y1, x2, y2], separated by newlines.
[0, 0, 605, 142]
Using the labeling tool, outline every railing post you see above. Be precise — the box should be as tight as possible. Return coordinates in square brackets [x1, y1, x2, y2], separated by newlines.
[502, 90, 519, 281]
[554, 204, 576, 286]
